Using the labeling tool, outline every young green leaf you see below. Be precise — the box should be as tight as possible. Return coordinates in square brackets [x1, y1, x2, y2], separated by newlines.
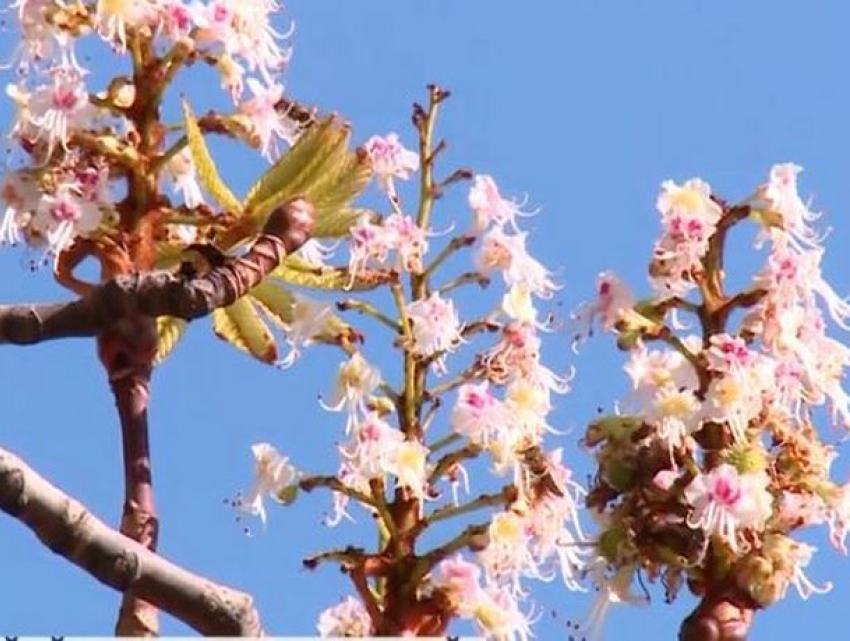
[154, 316, 187, 366]
[249, 281, 296, 328]
[212, 298, 278, 363]
[182, 101, 243, 214]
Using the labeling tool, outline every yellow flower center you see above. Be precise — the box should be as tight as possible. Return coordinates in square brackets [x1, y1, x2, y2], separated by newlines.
[658, 392, 694, 418]
[670, 187, 704, 213]
[491, 512, 524, 544]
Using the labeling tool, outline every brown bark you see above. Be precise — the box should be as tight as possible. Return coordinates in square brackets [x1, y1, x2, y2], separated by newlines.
[0, 198, 315, 345]
[679, 588, 756, 641]
[0, 446, 264, 636]
[100, 316, 160, 635]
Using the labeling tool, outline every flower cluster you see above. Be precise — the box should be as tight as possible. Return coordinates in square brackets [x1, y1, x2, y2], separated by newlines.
[583, 163, 844, 632]
[237, 121, 583, 638]
[1, 0, 298, 262]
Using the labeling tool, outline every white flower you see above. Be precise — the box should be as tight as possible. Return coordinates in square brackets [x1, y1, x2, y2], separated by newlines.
[644, 386, 700, 461]
[760, 163, 822, 249]
[316, 596, 372, 637]
[296, 238, 337, 268]
[96, 0, 158, 51]
[406, 292, 463, 372]
[338, 412, 403, 480]
[363, 133, 419, 196]
[701, 371, 764, 443]
[166, 148, 205, 209]
[473, 586, 533, 641]
[11, 72, 96, 159]
[581, 563, 648, 640]
[278, 296, 334, 368]
[684, 464, 772, 553]
[239, 443, 299, 526]
[451, 382, 511, 445]
[237, 79, 299, 160]
[432, 555, 485, 617]
[321, 352, 382, 433]
[1, 171, 39, 246]
[656, 178, 722, 223]
[31, 183, 103, 258]
[388, 440, 429, 501]
[468, 174, 532, 233]
[477, 227, 558, 299]
[785, 542, 832, 600]
[11, 0, 82, 73]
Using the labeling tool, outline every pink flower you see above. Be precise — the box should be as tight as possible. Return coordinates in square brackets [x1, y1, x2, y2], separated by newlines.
[363, 133, 419, 195]
[11, 72, 97, 159]
[237, 79, 299, 160]
[192, 0, 290, 84]
[384, 213, 429, 273]
[316, 596, 372, 637]
[684, 464, 772, 553]
[11, 0, 82, 73]
[347, 213, 395, 279]
[338, 412, 403, 481]
[432, 555, 485, 616]
[157, 0, 195, 41]
[468, 174, 532, 233]
[573, 271, 635, 344]
[31, 182, 103, 257]
[760, 163, 821, 249]
[406, 292, 463, 371]
[706, 334, 757, 373]
[476, 227, 558, 299]
[650, 178, 722, 296]
[451, 382, 510, 445]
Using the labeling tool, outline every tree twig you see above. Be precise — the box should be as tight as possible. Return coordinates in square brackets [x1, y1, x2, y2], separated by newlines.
[0, 446, 264, 636]
[0, 199, 315, 345]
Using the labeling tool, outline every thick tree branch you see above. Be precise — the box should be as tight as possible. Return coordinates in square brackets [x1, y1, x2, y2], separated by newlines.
[0, 446, 264, 636]
[679, 587, 756, 641]
[0, 198, 315, 345]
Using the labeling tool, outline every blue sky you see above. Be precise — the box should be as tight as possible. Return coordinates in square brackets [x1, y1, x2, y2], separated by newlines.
[3, 1, 850, 638]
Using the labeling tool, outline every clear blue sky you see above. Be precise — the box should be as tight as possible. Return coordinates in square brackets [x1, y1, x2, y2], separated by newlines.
[3, 1, 850, 638]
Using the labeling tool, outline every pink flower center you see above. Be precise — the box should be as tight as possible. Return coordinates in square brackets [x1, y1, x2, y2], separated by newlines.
[465, 391, 490, 410]
[710, 476, 742, 508]
[53, 87, 80, 111]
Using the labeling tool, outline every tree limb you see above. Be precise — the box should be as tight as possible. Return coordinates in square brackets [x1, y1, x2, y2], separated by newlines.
[0, 446, 264, 636]
[0, 198, 315, 346]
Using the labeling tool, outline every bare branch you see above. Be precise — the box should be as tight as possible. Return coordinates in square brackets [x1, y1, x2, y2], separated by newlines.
[0, 199, 315, 346]
[0, 446, 264, 636]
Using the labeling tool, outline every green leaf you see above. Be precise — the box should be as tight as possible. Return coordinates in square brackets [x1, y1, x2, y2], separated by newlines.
[182, 101, 242, 214]
[243, 117, 374, 226]
[272, 255, 384, 292]
[249, 280, 296, 328]
[212, 298, 278, 363]
[154, 316, 187, 366]
[313, 207, 371, 239]
[310, 152, 373, 224]
[242, 117, 341, 217]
